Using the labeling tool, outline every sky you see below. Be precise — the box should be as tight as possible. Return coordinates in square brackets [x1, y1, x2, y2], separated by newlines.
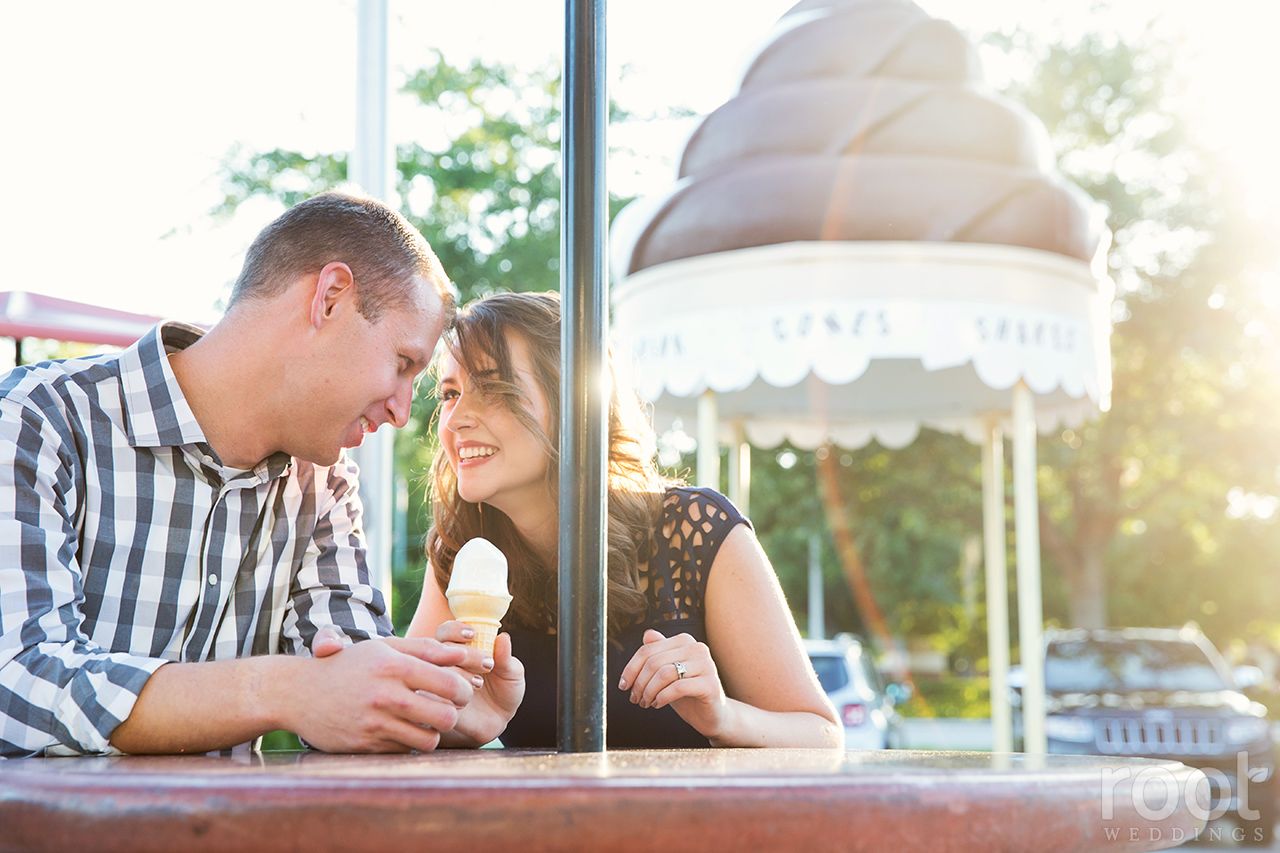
[1, 0, 1275, 327]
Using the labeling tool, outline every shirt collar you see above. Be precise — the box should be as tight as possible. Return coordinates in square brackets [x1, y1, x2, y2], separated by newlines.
[119, 322, 209, 449]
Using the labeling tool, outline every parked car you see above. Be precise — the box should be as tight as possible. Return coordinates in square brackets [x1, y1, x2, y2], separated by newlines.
[805, 635, 907, 749]
[1016, 627, 1276, 846]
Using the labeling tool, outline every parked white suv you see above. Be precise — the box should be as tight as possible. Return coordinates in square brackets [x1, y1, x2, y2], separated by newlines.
[805, 635, 906, 749]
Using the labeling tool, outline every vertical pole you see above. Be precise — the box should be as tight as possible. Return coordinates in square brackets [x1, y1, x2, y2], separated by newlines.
[1012, 383, 1046, 754]
[559, 0, 609, 753]
[983, 422, 1012, 753]
[808, 533, 825, 640]
[349, 0, 394, 608]
[727, 421, 750, 515]
[697, 390, 720, 489]
[353, 0, 391, 198]
[393, 474, 409, 578]
[960, 536, 980, 624]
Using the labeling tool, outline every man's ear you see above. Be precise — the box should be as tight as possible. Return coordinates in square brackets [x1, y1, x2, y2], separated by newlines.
[309, 262, 356, 330]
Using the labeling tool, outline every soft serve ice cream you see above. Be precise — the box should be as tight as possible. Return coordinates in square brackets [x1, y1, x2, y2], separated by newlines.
[446, 538, 513, 655]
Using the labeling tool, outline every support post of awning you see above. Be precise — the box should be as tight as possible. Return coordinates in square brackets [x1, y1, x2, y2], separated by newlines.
[349, 0, 394, 607]
[697, 389, 720, 489]
[808, 533, 825, 640]
[728, 421, 750, 515]
[1012, 382, 1046, 755]
[982, 421, 1012, 753]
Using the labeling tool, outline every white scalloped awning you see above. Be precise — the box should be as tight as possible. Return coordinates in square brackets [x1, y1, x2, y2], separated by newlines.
[611, 241, 1113, 449]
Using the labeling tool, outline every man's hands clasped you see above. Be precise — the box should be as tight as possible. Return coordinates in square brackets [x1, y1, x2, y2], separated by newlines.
[299, 628, 493, 753]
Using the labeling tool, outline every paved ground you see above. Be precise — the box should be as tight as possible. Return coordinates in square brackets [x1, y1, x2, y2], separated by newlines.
[899, 717, 994, 750]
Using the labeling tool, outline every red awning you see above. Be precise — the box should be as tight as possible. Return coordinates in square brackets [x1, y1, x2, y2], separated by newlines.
[0, 291, 163, 348]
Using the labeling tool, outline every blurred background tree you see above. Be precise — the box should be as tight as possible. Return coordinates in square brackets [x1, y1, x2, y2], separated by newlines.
[214, 50, 566, 304]
[990, 23, 1280, 646]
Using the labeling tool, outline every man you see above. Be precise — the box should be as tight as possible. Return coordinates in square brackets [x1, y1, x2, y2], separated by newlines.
[0, 191, 489, 757]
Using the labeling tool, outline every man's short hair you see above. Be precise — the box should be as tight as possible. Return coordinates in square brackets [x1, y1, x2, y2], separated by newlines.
[228, 190, 454, 323]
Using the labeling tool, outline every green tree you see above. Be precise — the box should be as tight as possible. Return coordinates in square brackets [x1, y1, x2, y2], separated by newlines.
[990, 23, 1280, 639]
[215, 51, 565, 306]
[683, 432, 986, 666]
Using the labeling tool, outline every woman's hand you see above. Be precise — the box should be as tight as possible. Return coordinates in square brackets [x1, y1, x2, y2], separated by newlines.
[434, 620, 526, 746]
[618, 629, 731, 741]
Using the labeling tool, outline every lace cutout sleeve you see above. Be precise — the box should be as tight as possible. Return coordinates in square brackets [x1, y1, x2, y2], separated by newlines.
[644, 487, 749, 624]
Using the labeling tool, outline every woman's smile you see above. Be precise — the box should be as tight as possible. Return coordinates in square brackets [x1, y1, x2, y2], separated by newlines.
[457, 443, 498, 462]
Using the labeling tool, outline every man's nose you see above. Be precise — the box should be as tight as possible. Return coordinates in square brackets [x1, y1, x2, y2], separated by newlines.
[386, 381, 413, 430]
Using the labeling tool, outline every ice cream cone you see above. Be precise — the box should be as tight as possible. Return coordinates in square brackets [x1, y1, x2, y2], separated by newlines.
[447, 538, 512, 655]
[446, 588, 513, 655]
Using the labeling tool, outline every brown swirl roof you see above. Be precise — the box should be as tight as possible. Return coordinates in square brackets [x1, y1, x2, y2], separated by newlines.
[611, 0, 1107, 280]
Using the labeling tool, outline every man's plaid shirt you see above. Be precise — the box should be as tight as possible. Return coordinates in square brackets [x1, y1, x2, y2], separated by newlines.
[0, 323, 392, 757]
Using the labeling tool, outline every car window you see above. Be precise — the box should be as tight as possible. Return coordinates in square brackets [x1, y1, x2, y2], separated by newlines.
[1045, 639, 1230, 692]
[809, 654, 849, 692]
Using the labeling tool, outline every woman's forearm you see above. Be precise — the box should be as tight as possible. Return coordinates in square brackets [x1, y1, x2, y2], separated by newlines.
[707, 699, 844, 749]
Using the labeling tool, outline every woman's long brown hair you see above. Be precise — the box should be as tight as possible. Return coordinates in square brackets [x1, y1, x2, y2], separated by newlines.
[426, 291, 674, 636]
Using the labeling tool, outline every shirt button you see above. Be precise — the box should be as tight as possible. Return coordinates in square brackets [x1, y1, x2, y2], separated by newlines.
[203, 455, 216, 467]
[208, 574, 219, 586]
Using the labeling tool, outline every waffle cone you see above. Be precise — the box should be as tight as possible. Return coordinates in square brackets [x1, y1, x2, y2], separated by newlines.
[462, 620, 501, 655]
[446, 589, 511, 656]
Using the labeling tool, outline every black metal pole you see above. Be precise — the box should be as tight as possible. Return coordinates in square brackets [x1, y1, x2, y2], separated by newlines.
[558, 0, 608, 752]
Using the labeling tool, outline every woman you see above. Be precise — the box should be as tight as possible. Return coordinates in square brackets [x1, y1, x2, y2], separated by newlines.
[408, 291, 841, 749]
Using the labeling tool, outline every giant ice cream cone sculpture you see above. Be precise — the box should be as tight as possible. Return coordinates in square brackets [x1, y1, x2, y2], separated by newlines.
[610, 0, 1106, 281]
[446, 538, 512, 655]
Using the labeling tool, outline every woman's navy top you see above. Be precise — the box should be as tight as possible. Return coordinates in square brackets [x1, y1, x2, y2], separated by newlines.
[499, 487, 748, 749]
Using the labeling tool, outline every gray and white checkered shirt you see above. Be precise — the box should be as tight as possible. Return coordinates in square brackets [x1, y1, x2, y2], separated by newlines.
[0, 322, 392, 757]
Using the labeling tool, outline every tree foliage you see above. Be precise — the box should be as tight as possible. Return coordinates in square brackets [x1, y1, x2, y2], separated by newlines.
[989, 23, 1280, 643]
[215, 51, 566, 305]
[696, 432, 987, 666]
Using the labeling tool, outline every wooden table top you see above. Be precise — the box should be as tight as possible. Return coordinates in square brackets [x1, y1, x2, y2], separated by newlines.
[0, 748, 1207, 852]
